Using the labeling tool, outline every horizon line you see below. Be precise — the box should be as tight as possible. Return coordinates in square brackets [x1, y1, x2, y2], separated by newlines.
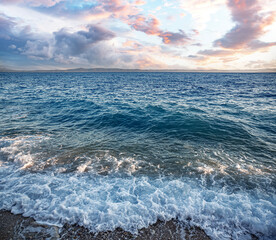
[1, 67, 275, 73]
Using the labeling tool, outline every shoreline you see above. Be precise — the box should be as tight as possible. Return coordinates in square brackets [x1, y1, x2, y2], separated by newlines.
[0, 210, 211, 240]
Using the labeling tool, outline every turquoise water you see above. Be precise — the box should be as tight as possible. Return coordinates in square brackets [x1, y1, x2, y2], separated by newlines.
[0, 72, 275, 239]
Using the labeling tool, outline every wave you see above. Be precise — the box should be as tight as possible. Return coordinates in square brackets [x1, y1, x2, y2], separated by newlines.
[0, 135, 275, 239]
[0, 167, 275, 239]
[1, 72, 275, 239]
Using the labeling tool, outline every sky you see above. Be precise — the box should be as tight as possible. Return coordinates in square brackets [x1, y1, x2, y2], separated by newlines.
[0, 0, 276, 71]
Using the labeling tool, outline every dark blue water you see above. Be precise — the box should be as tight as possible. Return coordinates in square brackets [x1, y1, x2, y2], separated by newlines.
[0, 72, 275, 239]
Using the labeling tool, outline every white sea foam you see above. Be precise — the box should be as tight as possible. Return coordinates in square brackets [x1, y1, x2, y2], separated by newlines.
[0, 165, 275, 239]
[75, 154, 144, 175]
[0, 135, 49, 168]
[0, 136, 275, 239]
[0, 136, 146, 175]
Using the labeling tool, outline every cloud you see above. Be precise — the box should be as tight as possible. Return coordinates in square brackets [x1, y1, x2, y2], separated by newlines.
[187, 54, 205, 61]
[245, 60, 276, 70]
[159, 31, 189, 45]
[22, 40, 52, 60]
[1, 0, 190, 46]
[2, 0, 190, 46]
[101, 0, 129, 13]
[248, 40, 276, 50]
[33, 0, 138, 20]
[0, 14, 16, 39]
[0, 16, 120, 67]
[84, 42, 133, 67]
[135, 56, 162, 68]
[214, 0, 275, 49]
[134, 0, 146, 6]
[179, 0, 226, 30]
[9, 44, 17, 49]
[0, 13, 51, 68]
[128, 15, 190, 45]
[1, 0, 275, 70]
[19, 24, 131, 68]
[0, 0, 63, 7]
[194, 0, 276, 66]
[0, 13, 165, 69]
[0, 13, 35, 54]
[122, 40, 142, 49]
[54, 25, 115, 57]
[198, 49, 231, 56]
[190, 49, 240, 64]
[129, 14, 159, 35]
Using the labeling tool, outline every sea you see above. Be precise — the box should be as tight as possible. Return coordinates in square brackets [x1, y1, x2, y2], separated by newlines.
[0, 72, 275, 239]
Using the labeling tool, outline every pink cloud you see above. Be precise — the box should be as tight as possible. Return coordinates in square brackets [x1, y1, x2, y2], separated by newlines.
[214, 0, 275, 49]
[1, 0, 190, 45]
[99, 1, 190, 45]
[129, 15, 160, 35]
[128, 15, 190, 45]
[82, 0, 141, 24]
[134, 0, 146, 6]
[101, 0, 128, 13]
[194, 0, 276, 64]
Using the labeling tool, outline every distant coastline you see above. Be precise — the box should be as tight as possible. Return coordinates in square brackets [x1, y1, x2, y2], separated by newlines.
[0, 67, 275, 73]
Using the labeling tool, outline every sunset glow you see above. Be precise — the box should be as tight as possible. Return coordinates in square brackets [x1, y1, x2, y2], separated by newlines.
[0, 0, 275, 70]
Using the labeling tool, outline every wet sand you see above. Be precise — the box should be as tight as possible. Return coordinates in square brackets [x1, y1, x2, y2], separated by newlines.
[0, 210, 211, 240]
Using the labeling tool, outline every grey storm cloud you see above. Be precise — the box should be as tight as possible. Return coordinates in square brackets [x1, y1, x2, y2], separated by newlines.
[1, 14, 145, 69]
[54, 25, 115, 57]
[20, 24, 135, 68]
[21, 25, 116, 63]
